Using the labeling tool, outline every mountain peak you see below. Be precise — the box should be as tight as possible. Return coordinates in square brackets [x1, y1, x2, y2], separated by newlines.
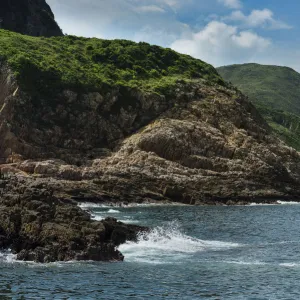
[0, 0, 63, 37]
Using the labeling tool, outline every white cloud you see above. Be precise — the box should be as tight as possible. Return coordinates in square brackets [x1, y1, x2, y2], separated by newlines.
[218, 0, 242, 9]
[47, 0, 184, 41]
[157, 0, 179, 7]
[47, 0, 299, 71]
[171, 21, 270, 66]
[225, 9, 292, 29]
[135, 5, 165, 13]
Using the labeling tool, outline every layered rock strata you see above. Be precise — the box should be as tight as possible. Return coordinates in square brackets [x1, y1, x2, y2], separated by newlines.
[1, 74, 299, 204]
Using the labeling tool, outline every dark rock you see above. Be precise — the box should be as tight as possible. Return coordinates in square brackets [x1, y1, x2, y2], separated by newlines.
[102, 217, 149, 246]
[0, 0, 63, 37]
[0, 179, 147, 263]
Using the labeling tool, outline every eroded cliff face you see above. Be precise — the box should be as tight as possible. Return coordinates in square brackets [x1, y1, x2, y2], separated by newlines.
[93, 83, 300, 203]
[0, 62, 20, 160]
[1, 71, 299, 203]
[0, 63, 198, 164]
[0, 0, 62, 37]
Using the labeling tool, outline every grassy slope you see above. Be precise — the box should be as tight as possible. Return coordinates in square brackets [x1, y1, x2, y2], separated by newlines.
[218, 63, 300, 150]
[0, 30, 225, 97]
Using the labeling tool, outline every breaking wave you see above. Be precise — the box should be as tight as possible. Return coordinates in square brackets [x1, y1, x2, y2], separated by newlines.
[119, 221, 241, 264]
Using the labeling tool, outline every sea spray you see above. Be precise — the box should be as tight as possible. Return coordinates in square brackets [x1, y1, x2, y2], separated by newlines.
[0, 250, 16, 263]
[119, 221, 241, 264]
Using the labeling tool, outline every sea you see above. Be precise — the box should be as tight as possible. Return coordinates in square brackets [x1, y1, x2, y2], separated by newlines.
[1, 202, 300, 299]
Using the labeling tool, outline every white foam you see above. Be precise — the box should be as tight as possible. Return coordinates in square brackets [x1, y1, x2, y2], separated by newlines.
[277, 201, 300, 205]
[221, 260, 267, 266]
[107, 209, 121, 213]
[0, 250, 17, 263]
[248, 203, 277, 206]
[119, 221, 241, 264]
[126, 202, 188, 208]
[118, 219, 139, 224]
[279, 262, 300, 268]
[78, 203, 110, 209]
[90, 213, 139, 224]
[248, 201, 300, 206]
[91, 214, 104, 221]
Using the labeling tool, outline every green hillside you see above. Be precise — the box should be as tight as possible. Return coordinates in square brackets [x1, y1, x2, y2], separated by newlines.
[218, 63, 300, 150]
[0, 29, 225, 96]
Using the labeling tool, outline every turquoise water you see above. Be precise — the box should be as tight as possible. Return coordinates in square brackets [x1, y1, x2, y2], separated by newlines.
[2, 203, 300, 299]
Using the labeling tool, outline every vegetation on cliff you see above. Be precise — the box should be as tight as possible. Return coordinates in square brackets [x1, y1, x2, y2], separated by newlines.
[218, 63, 300, 150]
[0, 29, 225, 96]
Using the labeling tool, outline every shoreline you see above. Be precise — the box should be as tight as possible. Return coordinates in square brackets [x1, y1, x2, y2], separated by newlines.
[77, 198, 300, 209]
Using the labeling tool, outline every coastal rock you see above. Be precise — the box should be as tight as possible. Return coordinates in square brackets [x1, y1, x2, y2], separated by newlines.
[0, 178, 147, 263]
[1, 79, 299, 204]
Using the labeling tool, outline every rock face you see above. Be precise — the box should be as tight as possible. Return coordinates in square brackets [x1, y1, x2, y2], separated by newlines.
[0, 0, 63, 37]
[0, 177, 147, 263]
[1, 73, 300, 204]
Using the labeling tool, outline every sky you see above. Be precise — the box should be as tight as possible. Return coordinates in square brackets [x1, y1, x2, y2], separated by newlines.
[47, 0, 300, 71]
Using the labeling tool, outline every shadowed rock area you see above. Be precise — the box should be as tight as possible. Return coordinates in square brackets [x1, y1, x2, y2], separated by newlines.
[0, 0, 63, 37]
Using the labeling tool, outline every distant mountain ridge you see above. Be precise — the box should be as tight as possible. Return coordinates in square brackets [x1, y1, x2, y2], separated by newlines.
[0, 0, 63, 37]
[217, 63, 300, 150]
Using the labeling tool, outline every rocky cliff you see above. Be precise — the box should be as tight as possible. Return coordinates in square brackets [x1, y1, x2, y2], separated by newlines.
[0, 0, 62, 37]
[0, 31, 300, 207]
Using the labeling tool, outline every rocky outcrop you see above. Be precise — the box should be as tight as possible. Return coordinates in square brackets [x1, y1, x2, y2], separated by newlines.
[93, 82, 300, 204]
[0, 0, 63, 37]
[1, 78, 300, 204]
[0, 177, 147, 263]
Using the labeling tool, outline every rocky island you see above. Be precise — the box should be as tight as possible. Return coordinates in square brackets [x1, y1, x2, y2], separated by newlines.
[0, 0, 300, 262]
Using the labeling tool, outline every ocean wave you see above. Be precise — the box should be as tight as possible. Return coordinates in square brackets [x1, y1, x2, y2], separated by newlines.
[119, 221, 241, 264]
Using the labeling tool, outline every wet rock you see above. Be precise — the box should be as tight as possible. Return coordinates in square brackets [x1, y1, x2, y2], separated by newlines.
[102, 217, 149, 246]
[0, 179, 147, 263]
